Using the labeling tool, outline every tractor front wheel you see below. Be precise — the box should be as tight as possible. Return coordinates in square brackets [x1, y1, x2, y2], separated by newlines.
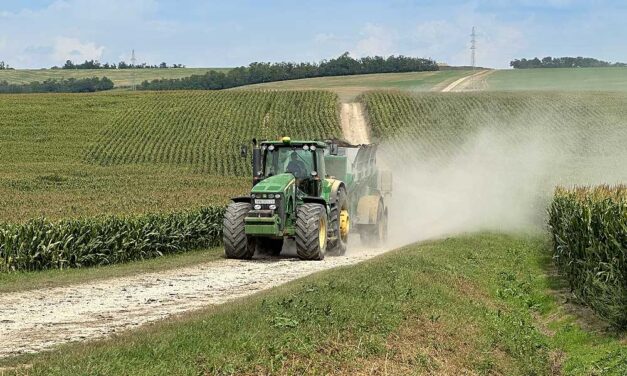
[223, 202, 256, 259]
[328, 188, 349, 256]
[295, 203, 328, 260]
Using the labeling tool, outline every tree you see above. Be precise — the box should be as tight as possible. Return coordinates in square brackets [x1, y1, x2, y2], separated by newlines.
[511, 56, 625, 69]
[139, 53, 438, 91]
[63, 60, 75, 69]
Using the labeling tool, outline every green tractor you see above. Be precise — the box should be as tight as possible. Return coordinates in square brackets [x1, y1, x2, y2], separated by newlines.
[223, 137, 391, 260]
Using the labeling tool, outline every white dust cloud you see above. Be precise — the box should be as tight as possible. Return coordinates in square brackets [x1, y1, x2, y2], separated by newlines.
[379, 121, 627, 247]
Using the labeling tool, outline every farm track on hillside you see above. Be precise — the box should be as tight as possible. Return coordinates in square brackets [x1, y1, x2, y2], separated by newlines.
[340, 103, 371, 144]
[0, 246, 389, 358]
[440, 70, 492, 92]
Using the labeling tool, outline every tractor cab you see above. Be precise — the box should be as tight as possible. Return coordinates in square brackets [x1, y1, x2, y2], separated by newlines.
[255, 137, 327, 197]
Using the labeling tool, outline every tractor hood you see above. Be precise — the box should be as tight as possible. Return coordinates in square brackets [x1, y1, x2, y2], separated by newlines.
[251, 173, 295, 194]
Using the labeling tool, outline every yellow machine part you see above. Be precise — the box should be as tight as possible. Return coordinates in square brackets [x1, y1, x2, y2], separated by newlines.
[356, 195, 381, 225]
[339, 209, 350, 238]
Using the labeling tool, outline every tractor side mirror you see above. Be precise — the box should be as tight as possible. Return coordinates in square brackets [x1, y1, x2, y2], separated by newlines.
[329, 143, 339, 156]
[240, 145, 248, 158]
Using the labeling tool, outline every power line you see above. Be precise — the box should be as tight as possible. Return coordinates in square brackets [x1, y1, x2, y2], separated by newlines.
[131, 49, 137, 91]
[469, 27, 478, 91]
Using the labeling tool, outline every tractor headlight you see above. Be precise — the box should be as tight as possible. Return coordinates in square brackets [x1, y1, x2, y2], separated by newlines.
[274, 194, 281, 198]
[254, 204, 262, 210]
[269, 205, 277, 210]
[251, 194, 256, 199]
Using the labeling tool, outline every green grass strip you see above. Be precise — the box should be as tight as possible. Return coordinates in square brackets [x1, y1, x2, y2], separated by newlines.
[3, 233, 624, 375]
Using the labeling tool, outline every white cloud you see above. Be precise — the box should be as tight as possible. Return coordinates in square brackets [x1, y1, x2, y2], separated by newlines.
[353, 24, 395, 57]
[314, 33, 340, 44]
[53, 37, 105, 62]
[409, 10, 528, 68]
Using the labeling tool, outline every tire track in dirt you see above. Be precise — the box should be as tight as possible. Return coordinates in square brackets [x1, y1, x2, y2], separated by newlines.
[340, 102, 371, 144]
[441, 70, 493, 92]
[0, 246, 389, 358]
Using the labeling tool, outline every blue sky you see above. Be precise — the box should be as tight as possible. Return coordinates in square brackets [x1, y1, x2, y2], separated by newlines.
[0, 0, 626, 69]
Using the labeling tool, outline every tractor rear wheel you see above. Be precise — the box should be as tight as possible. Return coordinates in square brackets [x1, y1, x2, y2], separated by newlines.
[328, 188, 349, 256]
[295, 203, 328, 260]
[223, 202, 256, 259]
[257, 238, 284, 256]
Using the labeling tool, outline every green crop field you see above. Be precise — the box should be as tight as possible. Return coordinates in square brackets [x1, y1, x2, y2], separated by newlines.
[485, 67, 627, 91]
[0, 68, 230, 88]
[240, 70, 473, 101]
[362, 90, 627, 184]
[87, 90, 340, 175]
[0, 90, 340, 222]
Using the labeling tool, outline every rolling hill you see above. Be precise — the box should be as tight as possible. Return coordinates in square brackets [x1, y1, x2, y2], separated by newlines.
[0, 68, 230, 88]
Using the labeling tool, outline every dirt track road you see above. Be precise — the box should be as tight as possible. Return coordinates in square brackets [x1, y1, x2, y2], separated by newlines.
[0, 246, 388, 358]
[0, 97, 383, 359]
[441, 70, 492, 92]
[341, 103, 371, 144]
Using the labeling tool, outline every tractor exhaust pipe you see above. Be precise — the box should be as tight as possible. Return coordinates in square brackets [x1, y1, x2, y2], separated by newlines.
[251, 138, 262, 186]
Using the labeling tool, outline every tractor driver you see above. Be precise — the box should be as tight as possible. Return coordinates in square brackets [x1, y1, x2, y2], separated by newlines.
[286, 151, 308, 179]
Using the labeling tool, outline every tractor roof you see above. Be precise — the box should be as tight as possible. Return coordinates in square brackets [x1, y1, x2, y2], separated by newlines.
[260, 137, 328, 148]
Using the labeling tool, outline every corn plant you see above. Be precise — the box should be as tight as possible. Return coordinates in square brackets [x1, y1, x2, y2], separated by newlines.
[0, 206, 225, 272]
[548, 185, 627, 328]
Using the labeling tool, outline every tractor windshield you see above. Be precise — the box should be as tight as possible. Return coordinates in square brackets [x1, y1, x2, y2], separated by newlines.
[263, 146, 314, 179]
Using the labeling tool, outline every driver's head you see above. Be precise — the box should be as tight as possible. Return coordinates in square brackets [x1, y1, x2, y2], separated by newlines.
[290, 152, 298, 161]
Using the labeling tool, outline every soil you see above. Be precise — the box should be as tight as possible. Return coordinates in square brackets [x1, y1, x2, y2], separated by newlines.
[340, 102, 371, 144]
[441, 70, 493, 92]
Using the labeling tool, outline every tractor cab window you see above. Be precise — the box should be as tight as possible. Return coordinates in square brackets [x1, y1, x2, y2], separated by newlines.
[264, 146, 314, 180]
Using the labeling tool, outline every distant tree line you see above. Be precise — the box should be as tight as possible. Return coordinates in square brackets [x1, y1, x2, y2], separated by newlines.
[0, 61, 13, 70]
[0, 77, 114, 94]
[510, 56, 627, 69]
[54, 60, 186, 70]
[139, 52, 439, 91]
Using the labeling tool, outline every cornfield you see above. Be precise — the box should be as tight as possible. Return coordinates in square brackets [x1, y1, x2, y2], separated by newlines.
[86, 90, 341, 176]
[360, 91, 627, 167]
[0, 206, 225, 272]
[548, 185, 627, 328]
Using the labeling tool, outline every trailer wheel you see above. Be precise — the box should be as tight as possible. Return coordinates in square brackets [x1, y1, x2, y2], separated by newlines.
[359, 203, 387, 247]
[257, 238, 284, 256]
[295, 203, 328, 260]
[223, 202, 256, 259]
[328, 188, 349, 256]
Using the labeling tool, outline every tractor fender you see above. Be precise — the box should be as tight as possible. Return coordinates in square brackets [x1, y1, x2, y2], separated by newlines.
[329, 180, 346, 204]
[354, 195, 384, 225]
[302, 196, 328, 210]
[231, 196, 251, 203]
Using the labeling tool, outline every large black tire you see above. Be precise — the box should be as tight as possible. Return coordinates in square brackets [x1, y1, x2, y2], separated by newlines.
[257, 238, 284, 256]
[328, 188, 349, 256]
[223, 202, 256, 259]
[295, 203, 328, 260]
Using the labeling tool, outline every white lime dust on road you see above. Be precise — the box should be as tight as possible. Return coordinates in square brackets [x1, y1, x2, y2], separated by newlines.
[440, 70, 493, 92]
[340, 102, 371, 144]
[0, 246, 390, 358]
